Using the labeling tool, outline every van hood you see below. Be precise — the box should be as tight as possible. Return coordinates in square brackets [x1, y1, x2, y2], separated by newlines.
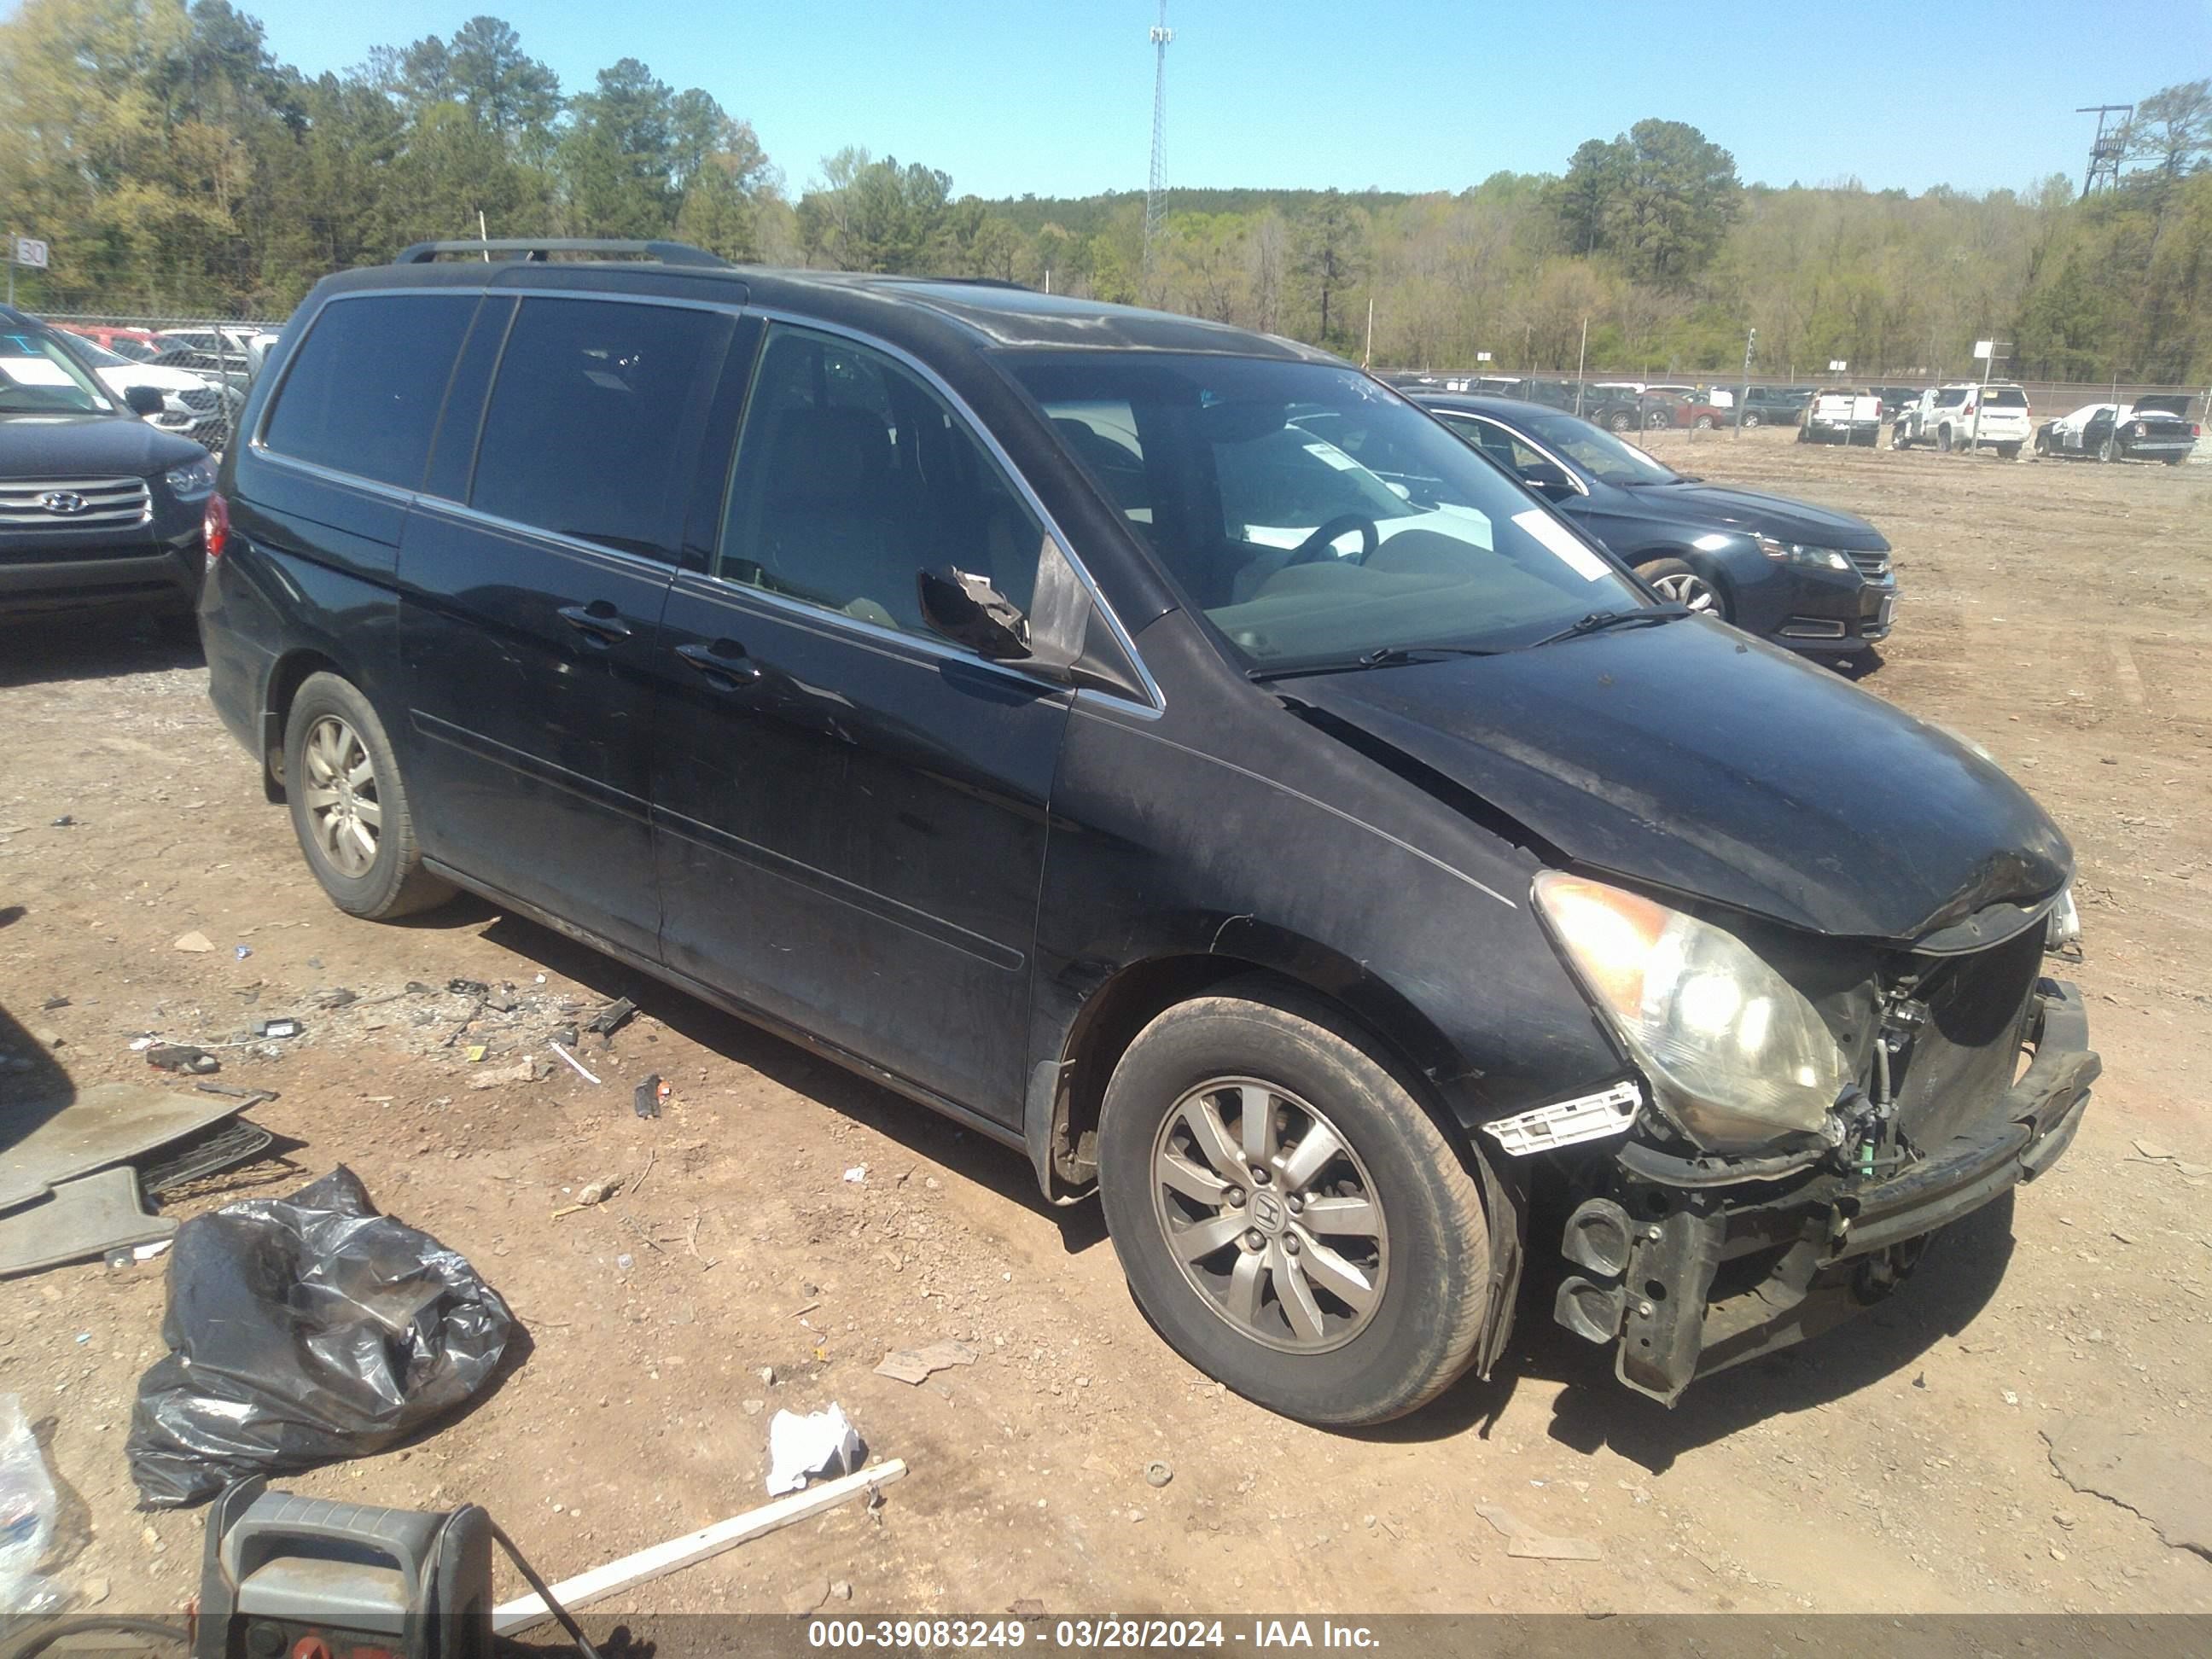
[1615, 480, 1889, 550]
[1281, 616, 2071, 944]
[0, 410, 204, 478]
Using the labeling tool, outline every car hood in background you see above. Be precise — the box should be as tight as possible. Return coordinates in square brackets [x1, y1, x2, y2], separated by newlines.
[1609, 480, 1889, 550]
[1282, 617, 2070, 945]
[0, 410, 206, 477]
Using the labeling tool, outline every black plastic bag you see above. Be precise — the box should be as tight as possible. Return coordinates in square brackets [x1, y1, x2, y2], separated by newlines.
[126, 1166, 517, 1508]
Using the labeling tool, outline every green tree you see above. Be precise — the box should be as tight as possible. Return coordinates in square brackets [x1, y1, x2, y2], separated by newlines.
[1293, 189, 1367, 346]
[1604, 119, 1740, 284]
[447, 15, 561, 154]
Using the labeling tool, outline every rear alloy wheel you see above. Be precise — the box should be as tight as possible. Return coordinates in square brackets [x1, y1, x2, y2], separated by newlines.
[1097, 983, 1491, 1425]
[283, 672, 454, 919]
[1743, 412, 1763, 429]
[2098, 436, 2118, 463]
[1692, 414, 1716, 430]
[1637, 556, 1726, 620]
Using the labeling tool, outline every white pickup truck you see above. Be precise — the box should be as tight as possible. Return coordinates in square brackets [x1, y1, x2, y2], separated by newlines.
[1799, 390, 1882, 446]
[1891, 382, 2032, 458]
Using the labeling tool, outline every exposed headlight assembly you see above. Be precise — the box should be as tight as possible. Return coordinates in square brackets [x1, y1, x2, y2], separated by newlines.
[1755, 535, 1851, 573]
[164, 457, 216, 501]
[1534, 872, 1850, 1153]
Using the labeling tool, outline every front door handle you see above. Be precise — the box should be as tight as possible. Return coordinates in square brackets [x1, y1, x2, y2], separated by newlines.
[558, 601, 632, 642]
[674, 639, 763, 686]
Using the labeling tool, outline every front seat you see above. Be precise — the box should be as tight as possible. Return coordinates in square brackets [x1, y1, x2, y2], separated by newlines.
[754, 406, 923, 631]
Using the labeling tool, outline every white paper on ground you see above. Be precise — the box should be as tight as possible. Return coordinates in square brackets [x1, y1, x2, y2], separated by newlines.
[765, 1403, 864, 1495]
[1512, 509, 1612, 582]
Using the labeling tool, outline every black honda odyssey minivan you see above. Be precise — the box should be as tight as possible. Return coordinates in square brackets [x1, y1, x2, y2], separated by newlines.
[201, 241, 2097, 1425]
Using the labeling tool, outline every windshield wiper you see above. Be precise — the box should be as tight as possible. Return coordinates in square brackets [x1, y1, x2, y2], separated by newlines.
[1252, 643, 1499, 680]
[1527, 604, 1690, 649]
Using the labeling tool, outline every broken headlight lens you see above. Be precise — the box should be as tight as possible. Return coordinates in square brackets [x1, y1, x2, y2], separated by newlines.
[1534, 872, 1850, 1153]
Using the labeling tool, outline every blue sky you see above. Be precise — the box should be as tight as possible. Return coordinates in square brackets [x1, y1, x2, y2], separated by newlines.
[235, 1, 2209, 200]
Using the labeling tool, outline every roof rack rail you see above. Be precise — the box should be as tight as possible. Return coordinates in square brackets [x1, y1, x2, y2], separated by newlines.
[393, 238, 733, 269]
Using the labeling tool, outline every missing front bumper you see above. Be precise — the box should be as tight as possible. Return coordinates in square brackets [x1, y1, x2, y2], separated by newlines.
[1554, 977, 2098, 1405]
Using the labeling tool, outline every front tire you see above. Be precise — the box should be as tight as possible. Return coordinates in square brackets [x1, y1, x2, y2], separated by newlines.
[1606, 411, 1633, 433]
[1097, 983, 1491, 1426]
[2098, 436, 2118, 463]
[282, 672, 454, 920]
[1743, 412, 1763, 429]
[1637, 556, 1728, 619]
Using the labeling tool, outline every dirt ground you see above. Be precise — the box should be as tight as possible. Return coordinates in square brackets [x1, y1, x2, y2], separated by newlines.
[3, 429, 2210, 1626]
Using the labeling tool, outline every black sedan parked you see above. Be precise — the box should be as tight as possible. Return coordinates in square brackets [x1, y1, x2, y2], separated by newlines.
[1413, 394, 1897, 655]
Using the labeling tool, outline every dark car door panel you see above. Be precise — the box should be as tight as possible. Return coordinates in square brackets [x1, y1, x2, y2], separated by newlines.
[652, 579, 1068, 1122]
[399, 506, 673, 953]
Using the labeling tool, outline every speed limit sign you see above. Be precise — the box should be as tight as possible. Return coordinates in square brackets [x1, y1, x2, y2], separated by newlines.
[11, 236, 49, 269]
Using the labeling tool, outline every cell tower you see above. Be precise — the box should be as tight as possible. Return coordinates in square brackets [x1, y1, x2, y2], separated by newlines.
[2077, 103, 2131, 197]
[1144, 1, 1173, 266]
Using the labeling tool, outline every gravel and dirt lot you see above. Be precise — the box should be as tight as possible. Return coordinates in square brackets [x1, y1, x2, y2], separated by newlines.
[3, 431, 2210, 1625]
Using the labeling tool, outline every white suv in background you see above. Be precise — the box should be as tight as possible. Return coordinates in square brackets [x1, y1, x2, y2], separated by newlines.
[1892, 382, 2031, 458]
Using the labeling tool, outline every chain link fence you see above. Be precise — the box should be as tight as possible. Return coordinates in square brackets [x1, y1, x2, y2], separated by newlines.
[34, 311, 287, 457]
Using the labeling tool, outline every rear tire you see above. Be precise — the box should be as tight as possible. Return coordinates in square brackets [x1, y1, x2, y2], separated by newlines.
[2098, 436, 2117, 463]
[1096, 982, 1492, 1426]
[1937, 426, 1953, 454]
[1743, 412, 1763, 429]
[282, 672, 454, 920]
[1692, 414, 1715, 430]
[1997, 443, 2020, 461]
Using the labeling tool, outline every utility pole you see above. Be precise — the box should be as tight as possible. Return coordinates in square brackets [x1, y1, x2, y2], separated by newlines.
[1733, 326, 1756, 437]
[1574, 317, 1588, 416]
[1363, 295, 1374, 370]
[1142, 1, 1174, 275]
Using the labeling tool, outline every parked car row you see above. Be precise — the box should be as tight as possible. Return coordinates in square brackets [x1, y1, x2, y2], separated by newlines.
[42, 321, 278, 452]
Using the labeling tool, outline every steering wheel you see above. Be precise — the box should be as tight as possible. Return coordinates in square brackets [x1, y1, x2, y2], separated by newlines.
[1283, 512, 1381, 568]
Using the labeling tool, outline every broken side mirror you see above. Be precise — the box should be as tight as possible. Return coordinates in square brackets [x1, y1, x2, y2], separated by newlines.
[122, 383, 166, 417]
[917, 566, 1033, 660]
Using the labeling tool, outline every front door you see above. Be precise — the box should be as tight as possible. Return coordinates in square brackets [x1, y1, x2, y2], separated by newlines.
[649, 323, 1070, 1121]
[399, 295, 737, 957]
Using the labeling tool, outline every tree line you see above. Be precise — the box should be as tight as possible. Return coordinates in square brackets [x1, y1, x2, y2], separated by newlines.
[2, 2, 2206, 386]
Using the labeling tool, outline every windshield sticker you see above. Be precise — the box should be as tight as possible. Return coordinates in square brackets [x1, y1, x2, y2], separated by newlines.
[0, 356, 74, 387]
[1301, 441, 1359, 471]
[1513, 509, 1610, 582]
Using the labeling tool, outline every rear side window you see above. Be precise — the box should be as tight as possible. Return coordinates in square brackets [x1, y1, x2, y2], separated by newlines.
[1935, 388, 1967, 407]
[470, 299, 725, 561]
[261, 295, 476, 488]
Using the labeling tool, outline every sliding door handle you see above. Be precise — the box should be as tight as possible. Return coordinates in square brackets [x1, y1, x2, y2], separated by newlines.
[556, 602, 632, 642]
[674, 639, 763, 685]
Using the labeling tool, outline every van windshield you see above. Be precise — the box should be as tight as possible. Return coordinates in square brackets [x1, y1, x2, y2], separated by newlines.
[0, 327, 113, 415]
[1003, 352, 1646, 673]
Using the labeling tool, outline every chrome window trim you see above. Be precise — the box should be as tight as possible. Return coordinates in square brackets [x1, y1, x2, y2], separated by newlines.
[1445, 412, 1591, 499]
[737, 307, 1165, 713]
[245, 449, 416, 507]
[247, 282, 1164, 713]
[408, 494, 684, 582]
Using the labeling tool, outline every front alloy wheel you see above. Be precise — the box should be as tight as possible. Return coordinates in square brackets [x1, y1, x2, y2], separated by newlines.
[1152, 1078, 1387, 1353]
[1097, 981, 1491, 1425]
[1637, 557, 1725, 618]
